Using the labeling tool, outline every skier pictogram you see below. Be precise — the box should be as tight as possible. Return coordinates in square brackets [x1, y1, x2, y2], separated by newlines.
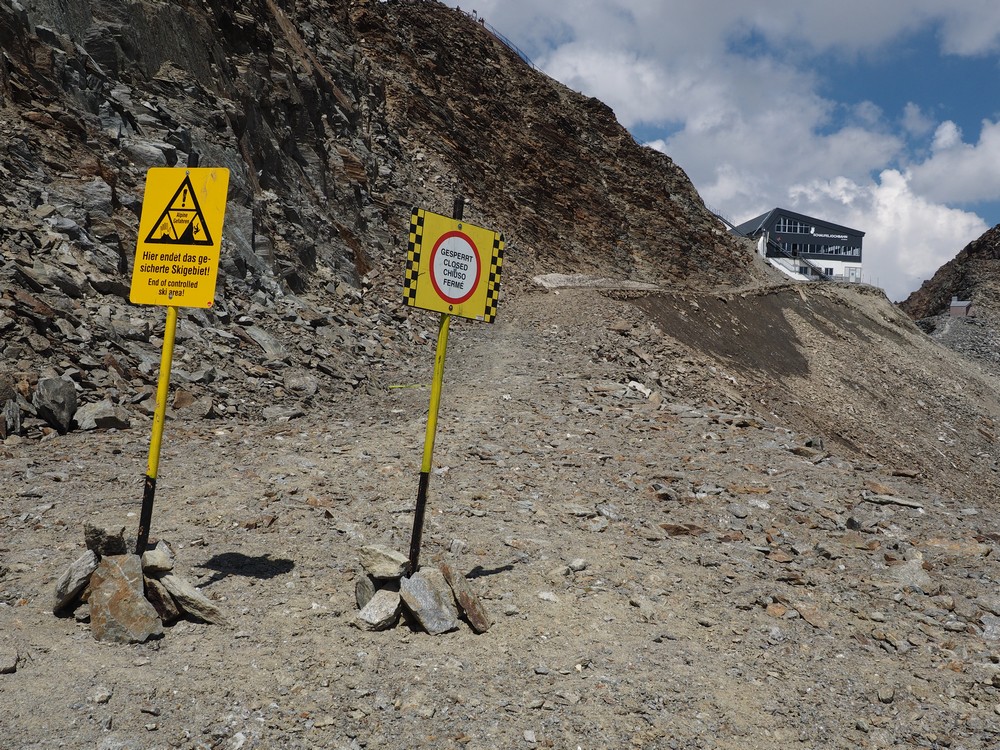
[144, 174, 214, 246]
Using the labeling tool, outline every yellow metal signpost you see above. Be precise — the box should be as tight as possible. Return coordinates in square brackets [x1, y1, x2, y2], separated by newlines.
[129, 167, 230, 553]
[403, 200, 505, 571]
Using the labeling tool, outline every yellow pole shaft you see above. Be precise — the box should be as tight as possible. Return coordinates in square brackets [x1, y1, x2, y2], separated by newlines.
[420, 313, 451, 472]
[136, 305, 177, 553]
[408, 313, 451, 571]
[147, 305, 178, 479]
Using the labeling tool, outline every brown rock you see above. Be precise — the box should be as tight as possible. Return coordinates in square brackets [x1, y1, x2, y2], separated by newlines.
[794, 602, 830, 629]
[440, 563, 491, 633]
[143, 575, 182, 623]
[659, 523, 707, 537]
[173, 389, 197, 409]
[766, 603, 788, 618]
[89, 555, 163, 643]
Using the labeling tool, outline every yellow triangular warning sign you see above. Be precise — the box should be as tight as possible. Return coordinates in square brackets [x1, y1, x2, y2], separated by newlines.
[144, 174, 214, 246]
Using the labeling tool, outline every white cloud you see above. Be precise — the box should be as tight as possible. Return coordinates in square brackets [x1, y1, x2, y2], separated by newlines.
[540, 45, 692, 128]
[452, 1, 1000, 299]
[902, 103, 935, 137]
[910, 119, 1000, 204]
[786, 170, 988, 301]
[931, 121, 963, 151]
[935, 1, 1000, 54]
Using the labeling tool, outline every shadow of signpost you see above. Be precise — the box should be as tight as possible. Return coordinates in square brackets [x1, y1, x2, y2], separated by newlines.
[197, 552, 295, 587]
[466, 562, 516, 580]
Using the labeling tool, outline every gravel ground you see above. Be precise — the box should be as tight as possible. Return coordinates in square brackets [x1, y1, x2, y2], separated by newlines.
[4, 281, 1000, 749]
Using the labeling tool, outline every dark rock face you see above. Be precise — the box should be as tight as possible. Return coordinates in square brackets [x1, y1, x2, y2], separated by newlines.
[900, 225, 1000, 319]
[0, 0, 763, 442]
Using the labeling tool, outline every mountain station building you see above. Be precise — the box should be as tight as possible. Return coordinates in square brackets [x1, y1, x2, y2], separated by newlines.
[733, 208, 864, 284]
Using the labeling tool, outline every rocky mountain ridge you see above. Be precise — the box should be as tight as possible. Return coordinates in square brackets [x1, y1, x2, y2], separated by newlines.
[1, 0, 770, 442]
[7, 1, 1000, 749]
[901, 225, 1000, 320]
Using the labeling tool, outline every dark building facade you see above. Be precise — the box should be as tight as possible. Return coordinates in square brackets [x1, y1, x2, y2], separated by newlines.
[734, 207, 865, 283]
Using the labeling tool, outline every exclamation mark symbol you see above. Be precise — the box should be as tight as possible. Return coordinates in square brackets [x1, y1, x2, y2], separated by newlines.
[182, 188, 188, 207]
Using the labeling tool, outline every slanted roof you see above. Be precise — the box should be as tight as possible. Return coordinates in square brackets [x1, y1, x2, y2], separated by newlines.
[733, 207, 865, 238]
[733, 209, 775, 237]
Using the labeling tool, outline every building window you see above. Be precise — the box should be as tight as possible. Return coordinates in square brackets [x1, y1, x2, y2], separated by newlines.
[776, 217, 812, 234]
[825, 267, 833, 276]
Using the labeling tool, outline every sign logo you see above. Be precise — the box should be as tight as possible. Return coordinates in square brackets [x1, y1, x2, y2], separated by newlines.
[130, 167, 230, 309]
[430, 231, 481, 304]
[144, 174, 214, 246]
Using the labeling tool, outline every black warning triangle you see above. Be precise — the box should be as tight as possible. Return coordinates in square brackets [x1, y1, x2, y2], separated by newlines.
[144, 174, 214, 246]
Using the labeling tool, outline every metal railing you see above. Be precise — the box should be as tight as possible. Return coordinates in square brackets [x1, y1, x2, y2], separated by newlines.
[455, 7, 540, 71]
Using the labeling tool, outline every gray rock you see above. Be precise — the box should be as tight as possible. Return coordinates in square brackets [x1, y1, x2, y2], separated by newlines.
[283, 372, 319, 397]
[243, 325, 286, 358]
[977, 597, 1000, 617]
[140, 540, 175, 574]
[355, 575, 377, 609]
[399, 568, 459, 635]
[891, 556, 934, 592]
[261, 405, 305, 421]
[355, 589, 402, 631]
[157, 573, 227, 625]
[53, 549, 99, 613]
[74, 399, 131, 430]
[727, 503, 749, 519]
[121, 138, 172, 167]
[79, 177, 114, 218]
[359, 545, 409, 579]
[1, 398, 21, 439]
[89, 555, 163, 644]
[32, 377, 77, 433]
[0, 650, 17, 675]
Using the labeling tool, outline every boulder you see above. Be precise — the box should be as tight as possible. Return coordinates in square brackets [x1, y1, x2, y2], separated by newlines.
[355, 589, 402, 631]
[32, 377, 77, 433]
[440, 563, 491, 633]
[140, 540, 175, 574]
[89, 555, 163, 643]
[156, 573, 227, 625]
[52, 549, 99, 613]
[359, 545, 409, 579]
[399, 568, 459, 635]
[144, 576, 182, 624]
[74, 399, 131, 430]
[84, 524, 127, 557]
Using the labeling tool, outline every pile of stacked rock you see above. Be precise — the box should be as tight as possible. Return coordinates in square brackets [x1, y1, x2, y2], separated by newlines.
[353, 545, 491, 635]
[52, 525, 226, 643]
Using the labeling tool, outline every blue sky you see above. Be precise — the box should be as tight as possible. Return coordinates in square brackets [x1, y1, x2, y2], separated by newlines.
[445, 1, 1000, 301]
